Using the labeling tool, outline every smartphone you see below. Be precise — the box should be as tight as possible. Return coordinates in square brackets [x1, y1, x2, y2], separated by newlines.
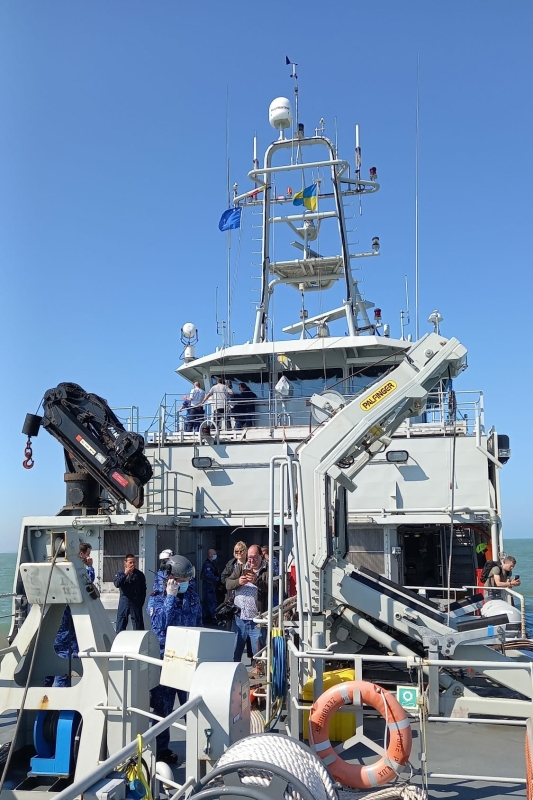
[514, 575, 520, 580]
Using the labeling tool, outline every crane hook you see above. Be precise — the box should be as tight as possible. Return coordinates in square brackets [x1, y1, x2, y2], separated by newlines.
[23, 438, 34, 469]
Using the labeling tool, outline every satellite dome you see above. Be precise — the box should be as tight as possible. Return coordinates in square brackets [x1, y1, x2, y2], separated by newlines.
[269, 97, 293, 130]
[181, 322, 197, 339]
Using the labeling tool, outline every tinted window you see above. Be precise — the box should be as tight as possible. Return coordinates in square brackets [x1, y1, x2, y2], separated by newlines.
[212, 372, 269, 399]
[277, 369, 343, 397]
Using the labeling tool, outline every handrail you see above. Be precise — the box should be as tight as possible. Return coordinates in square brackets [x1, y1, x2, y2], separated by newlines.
[116, 388, 484, 440]
[54, 694, 202, 800]
[409, 583, 527, 639]
[286, 639, 533, 670]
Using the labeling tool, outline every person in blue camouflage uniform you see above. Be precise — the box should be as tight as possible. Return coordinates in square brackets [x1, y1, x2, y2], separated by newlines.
[45, 543, 95, 688]
[147, 554, 202, 763]
[200, 549, 221, 622]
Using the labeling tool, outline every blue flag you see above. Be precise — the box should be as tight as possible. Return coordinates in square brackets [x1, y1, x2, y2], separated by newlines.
[218, 207, 242, 231]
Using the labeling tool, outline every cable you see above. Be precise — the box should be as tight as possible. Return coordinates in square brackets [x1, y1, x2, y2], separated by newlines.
[125, 734, 153, 800]
[446, 387, 458, 625]
[0, 538, 63, 792]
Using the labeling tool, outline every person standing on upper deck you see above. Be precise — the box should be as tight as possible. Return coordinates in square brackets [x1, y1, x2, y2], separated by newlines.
[189, 381, 206, 431]
[234, 383, 258, 429]
[202, 377, 231, 430]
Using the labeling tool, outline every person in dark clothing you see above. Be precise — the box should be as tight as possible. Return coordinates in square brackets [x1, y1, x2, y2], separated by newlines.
[220, 542, 250, 655]
[220, 542, 248, 602]
[114, 554, 147, 632]
[201, 549, 220, 622]
[234, 383, 258, 429]
[177, 397, 194, 432]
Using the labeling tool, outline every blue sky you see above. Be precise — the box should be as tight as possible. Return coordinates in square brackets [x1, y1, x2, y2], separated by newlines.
[1, 1, 532, 550]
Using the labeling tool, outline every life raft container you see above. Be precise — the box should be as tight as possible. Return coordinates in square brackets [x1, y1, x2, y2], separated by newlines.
[308, 680, 412, 789]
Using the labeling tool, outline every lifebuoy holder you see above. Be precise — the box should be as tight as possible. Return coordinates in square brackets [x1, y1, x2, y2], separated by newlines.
[309, 680, 412, 789]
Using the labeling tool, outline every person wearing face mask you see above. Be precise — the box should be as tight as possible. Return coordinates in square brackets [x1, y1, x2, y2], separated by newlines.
[148, 554, 202, 764]
[200, 549, 220, 623]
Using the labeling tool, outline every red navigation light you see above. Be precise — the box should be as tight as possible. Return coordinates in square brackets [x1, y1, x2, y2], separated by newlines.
[374, 308, 382, 319]
[369, 167, 377, 181]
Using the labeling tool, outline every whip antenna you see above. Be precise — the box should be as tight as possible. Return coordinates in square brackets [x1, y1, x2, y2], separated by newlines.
[415, 55, 420, 340]
[285, 56, 299, 135]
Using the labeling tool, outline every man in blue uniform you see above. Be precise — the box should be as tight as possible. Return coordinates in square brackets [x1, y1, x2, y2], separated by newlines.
[114, 554, 147, 632]
[151, 549, 174, 595]
[200, 549, 220, 623]
[45, 542, 96, 688]
[147, 554, 202, 763]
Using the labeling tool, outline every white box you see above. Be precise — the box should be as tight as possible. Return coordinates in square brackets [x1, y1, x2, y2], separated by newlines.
[20, 562, 83, 605]
[160, 627, 236, 691]
[84, 777, 126, 800]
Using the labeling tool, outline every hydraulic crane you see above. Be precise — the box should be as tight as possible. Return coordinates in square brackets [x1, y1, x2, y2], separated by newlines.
[22, 382, 153, 513]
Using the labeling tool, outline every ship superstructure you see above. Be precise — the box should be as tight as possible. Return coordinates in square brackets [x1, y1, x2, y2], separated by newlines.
[118, 92, 509, 600]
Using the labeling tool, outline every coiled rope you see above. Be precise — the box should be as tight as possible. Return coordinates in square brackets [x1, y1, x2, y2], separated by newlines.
[212, 734, 426, 800]
[271, 628, 287, 699]
[215, 733, 338, 800]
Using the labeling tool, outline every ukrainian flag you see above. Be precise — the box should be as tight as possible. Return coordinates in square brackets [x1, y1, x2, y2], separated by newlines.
[293, 183, 317, 211]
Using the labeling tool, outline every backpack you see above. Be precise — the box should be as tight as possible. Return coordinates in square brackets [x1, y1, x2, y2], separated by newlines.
[480, 560, 500, 584]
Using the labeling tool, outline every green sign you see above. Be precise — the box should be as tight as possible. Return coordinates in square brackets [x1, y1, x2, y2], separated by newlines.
[396, 685, 418, 710]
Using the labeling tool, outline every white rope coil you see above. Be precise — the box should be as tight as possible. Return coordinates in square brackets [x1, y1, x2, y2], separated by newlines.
[250, 709, 266, 734]
[215, 733, 338, 800]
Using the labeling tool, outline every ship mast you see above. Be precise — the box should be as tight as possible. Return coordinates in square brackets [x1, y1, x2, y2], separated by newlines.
[232, 70, 381, 344]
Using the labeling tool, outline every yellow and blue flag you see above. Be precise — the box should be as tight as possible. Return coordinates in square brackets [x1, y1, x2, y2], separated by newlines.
[293, 183, 317, 211]
[218, 207, 242, 231]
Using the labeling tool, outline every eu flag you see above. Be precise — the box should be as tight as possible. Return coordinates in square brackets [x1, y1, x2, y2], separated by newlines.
[218, 207, 242, 231]
[293, 183, 317, 211]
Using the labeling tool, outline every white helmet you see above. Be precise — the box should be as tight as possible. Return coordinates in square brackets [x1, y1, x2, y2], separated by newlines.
[159, 549, 174, 560]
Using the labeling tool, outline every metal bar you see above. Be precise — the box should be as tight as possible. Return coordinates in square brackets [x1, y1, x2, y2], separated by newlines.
[429, 772, 524, 784]
[128, 705, 186, 731]
[427, 716, 526, 726]
[286, 641, 533, 670]
[54, 694, 202, 800]
[79, 650, 164, 668]
[249, 159, 350, 179]
[168, 776, 197, 800]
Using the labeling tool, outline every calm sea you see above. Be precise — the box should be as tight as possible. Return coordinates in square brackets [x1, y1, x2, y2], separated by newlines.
[0, 539, 532, 636]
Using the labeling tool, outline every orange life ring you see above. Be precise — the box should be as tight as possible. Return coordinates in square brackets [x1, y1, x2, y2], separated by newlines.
[309, 680, 412, 789]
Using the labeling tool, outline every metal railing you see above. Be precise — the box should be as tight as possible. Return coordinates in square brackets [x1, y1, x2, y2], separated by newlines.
[408, 583, 528, 639]
[54, 690, 201, 800]
[113, 388, 484, 445]
[286, 640, 528, 788]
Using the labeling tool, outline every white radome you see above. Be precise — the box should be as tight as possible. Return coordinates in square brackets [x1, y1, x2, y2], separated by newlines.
[181, 322, 197, 339]
[269, 97, 293, 130]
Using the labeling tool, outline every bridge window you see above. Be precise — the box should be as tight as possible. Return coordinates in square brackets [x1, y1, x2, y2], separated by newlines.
[276, 368, 343, 397]
[347, 365, 391, 396]
[212, 372, 270, 399]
